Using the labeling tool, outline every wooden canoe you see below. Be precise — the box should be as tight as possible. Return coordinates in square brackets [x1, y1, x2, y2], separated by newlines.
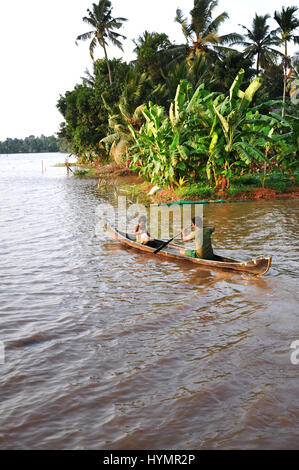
[103, 218, 272, 276]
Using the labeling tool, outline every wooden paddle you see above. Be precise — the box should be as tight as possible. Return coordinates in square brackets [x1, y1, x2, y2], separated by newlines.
[153, 226, 190, 254]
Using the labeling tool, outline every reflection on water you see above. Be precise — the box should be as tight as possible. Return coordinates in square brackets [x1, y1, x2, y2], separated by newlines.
[0, 153, 298, 449]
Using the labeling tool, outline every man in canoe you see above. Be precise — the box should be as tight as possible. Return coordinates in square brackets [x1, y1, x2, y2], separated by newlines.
[180, 216, 215, 260]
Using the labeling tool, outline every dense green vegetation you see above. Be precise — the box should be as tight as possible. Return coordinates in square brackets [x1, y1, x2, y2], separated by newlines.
[0, 135, 63, 154]
[57, 0, 299, 189]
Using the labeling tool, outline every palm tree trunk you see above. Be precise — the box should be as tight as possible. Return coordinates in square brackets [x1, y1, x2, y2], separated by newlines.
[282, 74, 286, 117]
[256, 52, 260, 77]
[282, 40, 287, 118]
[103, 42, 112, 85]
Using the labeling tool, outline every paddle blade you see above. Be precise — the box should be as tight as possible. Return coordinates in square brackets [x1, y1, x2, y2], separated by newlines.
[153, 238, 173, 254]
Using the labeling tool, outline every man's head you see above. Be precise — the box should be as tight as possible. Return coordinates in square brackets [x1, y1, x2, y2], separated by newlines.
[138, 215, 147, 228]
[192, 216, 203, 228]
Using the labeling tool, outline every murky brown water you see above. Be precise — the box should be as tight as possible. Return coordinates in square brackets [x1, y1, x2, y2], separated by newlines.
[0, 153, 298, 450]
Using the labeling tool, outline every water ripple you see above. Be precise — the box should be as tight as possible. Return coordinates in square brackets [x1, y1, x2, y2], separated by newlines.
[0, 154, 298, 449]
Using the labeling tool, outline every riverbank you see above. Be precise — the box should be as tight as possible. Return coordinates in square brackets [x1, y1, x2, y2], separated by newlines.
[62, 161, 299, 204]
[125, 183, 299, 205]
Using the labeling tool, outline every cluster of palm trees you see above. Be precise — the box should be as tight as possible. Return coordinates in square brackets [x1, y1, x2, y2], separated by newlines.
[63, 0, 298, 163]
[76, 1, 298, 92]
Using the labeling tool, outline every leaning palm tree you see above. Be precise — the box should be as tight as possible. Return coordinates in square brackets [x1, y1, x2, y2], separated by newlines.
[286, 52, 299, 105]
[76, 0, 127, 85]
[81, 63, 97, 87]
[175, 0, 242, 65]
[101, 71, 148, 164]
[274, 6, 299, 115]
[236, 14, 281, 76]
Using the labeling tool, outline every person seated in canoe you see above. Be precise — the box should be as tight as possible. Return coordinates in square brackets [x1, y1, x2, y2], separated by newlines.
[134, 215, 150, 245]
[180, 216, 215, 260]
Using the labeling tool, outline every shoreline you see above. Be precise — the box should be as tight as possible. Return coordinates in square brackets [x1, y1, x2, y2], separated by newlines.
[60, 162, 299, 204]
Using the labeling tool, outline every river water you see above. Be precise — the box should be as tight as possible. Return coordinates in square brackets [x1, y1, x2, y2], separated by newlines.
[0, 153, 298, 450]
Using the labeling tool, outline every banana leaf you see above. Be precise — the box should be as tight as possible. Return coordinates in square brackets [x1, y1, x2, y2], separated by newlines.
[238, 77, 263, 113]
[251, 100, 284, 112]
[229, 68, 245, 102]
[213, 104, 229, 139]
[233, 142, 267, 163]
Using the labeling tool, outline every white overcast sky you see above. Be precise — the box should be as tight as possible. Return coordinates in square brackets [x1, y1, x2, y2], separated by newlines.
[0, 0, 298, 140]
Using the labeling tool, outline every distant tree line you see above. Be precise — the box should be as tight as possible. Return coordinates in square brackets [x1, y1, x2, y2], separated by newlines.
[0, 135, 68, 154]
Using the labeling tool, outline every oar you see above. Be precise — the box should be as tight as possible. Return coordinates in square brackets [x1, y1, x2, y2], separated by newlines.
[153, 226, 190, 254]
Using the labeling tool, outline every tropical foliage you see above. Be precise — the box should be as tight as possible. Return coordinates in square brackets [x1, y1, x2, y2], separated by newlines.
[57, 58, 130, 162]
[128, 70, 294, 188]
[101, 70, 149, 163]
[274, 6, 299, 114]
[57, 0, 299, 187]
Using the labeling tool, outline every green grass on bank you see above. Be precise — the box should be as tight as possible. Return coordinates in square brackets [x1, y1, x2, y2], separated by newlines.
[175, 172, 298, 200]
[114, 171, 298, 204]
[53, 162, 99, 177]
[175, 183, 215, 199]
[74, 166, 99, 177]
[175, 182, 254, 200]
[53, 163, 77, 167]
[58, 160, 299, 199]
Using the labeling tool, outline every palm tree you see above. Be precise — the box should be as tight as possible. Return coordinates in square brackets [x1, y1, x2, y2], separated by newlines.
[237, 14, 281, 76]
[212, 49, 255, 92]
[153, 55, 210, 105]
[175, 0, 242, 64]
[101, 71, 148, 163]
[133, 31, 172, 84]
[274, 6, 299, 115]
[76, 0, 127, 85]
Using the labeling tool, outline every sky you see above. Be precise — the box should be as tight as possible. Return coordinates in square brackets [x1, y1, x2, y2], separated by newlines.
[0, 0, 298, 140]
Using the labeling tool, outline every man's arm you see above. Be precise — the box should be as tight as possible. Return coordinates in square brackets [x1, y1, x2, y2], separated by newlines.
[181, 229, 195, 242]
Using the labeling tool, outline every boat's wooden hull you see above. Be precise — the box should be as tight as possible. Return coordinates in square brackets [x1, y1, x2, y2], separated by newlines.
[103, 218, 272, 276]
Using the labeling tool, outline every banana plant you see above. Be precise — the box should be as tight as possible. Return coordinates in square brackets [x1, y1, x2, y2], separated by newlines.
[128, 81, 214, 186]
[128, 70, 291, 190]
[208, 69, 270, 188]
[268, 112, 299, 181]
[128, 102, 179, 186]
